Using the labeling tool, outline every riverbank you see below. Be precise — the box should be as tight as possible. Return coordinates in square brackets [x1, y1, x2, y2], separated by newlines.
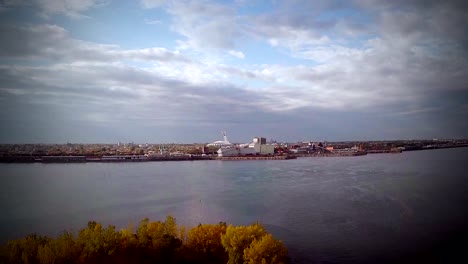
[1, 145, 467, 163]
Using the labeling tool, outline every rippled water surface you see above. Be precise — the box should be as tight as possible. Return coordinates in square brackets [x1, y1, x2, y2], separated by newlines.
[1, 148, 467, 263]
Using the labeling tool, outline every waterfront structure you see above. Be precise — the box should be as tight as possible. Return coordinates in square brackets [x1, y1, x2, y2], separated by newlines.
[217, 136, 275, 157]
[101, 155, 148, 161]
[41, 156, 86, 162]
[146, 145, 169, 157]
[207, 131, 233, 147]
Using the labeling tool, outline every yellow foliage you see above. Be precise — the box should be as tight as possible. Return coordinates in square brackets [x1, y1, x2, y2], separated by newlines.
[6, 234, 49, 264]
[37, 232, 79, 264]
[77, 222, 122, 258]
[164, 215, 178, 237]
[120, 226, 136, 249]
[243, 233, 288, 264]
[136, 215, 179, 249]
[178, 225, 187, 243]
[37, 244, 54, 264]
[147, 221, 166, 248]
[186, 223, 227, 254]
[221, 223, 267, 264]
[1, 217, 290, 264]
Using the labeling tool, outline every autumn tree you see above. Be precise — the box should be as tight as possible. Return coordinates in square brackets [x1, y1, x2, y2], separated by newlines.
[0, 216, 290, 264]
[135, 216, 182, 262]
[243, 233, 289, 264]
[37, 231, 79, 264]
[6, 234, 49, 264]
[75, 221, 124, 263]
[186, 222, 228, 263]
[221, 223, 267, 264]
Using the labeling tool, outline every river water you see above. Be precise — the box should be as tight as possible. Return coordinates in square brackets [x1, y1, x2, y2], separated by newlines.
[1, 148, 467, 263]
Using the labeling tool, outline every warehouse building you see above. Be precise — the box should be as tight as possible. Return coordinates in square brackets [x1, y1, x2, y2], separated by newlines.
[217, 137, 275, 157]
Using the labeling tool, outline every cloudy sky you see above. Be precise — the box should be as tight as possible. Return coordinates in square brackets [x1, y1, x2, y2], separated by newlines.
[0, 0, 467, 143]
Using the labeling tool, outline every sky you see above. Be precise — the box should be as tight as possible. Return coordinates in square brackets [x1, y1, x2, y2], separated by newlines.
[0, 0, 467, 144]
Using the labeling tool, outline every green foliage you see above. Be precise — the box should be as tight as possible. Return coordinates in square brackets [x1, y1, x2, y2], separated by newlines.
[0, 217, 289, 264]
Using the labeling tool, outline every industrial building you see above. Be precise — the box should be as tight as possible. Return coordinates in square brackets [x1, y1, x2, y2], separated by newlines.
[217, 137, 275, 157]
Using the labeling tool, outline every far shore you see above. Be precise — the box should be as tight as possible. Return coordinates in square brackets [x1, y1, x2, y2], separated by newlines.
[1, 144, 467, 163]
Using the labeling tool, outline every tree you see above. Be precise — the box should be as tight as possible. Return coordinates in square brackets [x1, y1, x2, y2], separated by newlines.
[186, 222, 227, 263]
[243, 233, 289, 264]
[37, 244, 55, 264]
[76, 221, 122, 261]
[119, 225, 136, 251]
[1, 217, 290, 264]
[7, 233, 49, 264]
[135, 216, 182, 262]
[37, 231, 79, 264]
[221, 223, 267, 264]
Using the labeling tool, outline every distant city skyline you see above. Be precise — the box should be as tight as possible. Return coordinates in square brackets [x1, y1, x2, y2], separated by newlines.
[1, 0, 467, 143]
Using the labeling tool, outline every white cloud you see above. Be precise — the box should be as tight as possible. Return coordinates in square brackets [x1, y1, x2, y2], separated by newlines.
[2, 11, 466, 117]
[392, 107, 442, 117]
[144, 18, 162, 25]
[168, 0, 243, 51]
[228, 50, 244, 59]
[141, 0, 166, 9]
[294, 44, 361, 62]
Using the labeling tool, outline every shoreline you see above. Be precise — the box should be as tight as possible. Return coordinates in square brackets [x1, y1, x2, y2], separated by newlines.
[1, 145, 466, 163]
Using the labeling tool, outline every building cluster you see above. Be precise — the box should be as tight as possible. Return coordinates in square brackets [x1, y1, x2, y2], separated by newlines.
[1, 136, 467, 159]
[216, 137, 275, 157]
[0, 143, 205, 157]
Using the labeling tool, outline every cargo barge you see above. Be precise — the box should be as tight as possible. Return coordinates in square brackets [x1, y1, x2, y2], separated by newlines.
[0, 154, 296, 163]
[0, 155, 212, 163]
[294, 151, 367, 157]
[215, 155, 296, 161]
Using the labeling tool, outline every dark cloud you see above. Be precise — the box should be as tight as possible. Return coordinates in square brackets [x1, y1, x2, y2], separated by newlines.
[358, 0, 468, 49]
[0, 24, 190, 63]
[0, 61, 277, 140]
